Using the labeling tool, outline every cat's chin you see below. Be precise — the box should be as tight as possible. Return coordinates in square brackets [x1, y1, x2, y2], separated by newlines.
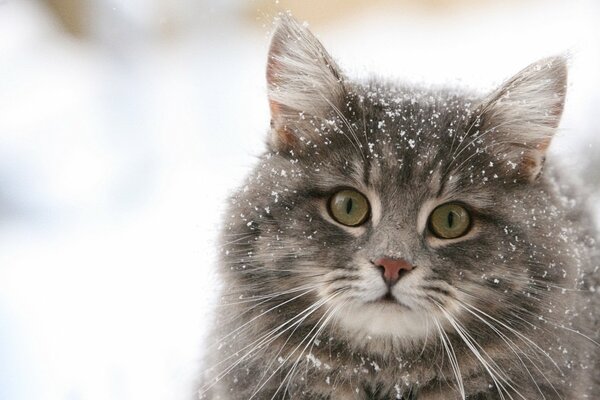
[335, 299, 431, 342]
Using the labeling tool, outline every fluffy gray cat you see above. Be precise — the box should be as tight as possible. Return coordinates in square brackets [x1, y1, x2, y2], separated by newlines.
[199, 15, 599, 399]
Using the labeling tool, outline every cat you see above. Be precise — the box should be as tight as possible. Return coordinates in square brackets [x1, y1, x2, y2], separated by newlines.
[199, 15, 599, 400]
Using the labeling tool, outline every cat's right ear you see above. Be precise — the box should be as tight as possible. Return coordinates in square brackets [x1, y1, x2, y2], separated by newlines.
[266, 15, 346, 152]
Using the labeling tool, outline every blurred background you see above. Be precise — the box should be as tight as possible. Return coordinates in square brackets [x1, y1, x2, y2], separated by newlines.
[0, 0, 598, 399]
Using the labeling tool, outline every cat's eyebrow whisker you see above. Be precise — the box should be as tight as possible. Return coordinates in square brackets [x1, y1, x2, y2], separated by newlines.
[449, 114, 525, 166]
[447, 115, 551, 181]
[320, 95, 366, 161]
[449, 99, 494, 158]
[448, 122, 492, 164]
[445, 137, 504, 177]
[445, 127, 522, 178]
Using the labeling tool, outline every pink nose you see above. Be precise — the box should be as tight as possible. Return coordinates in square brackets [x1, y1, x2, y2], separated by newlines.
[373, 257, 414, 286]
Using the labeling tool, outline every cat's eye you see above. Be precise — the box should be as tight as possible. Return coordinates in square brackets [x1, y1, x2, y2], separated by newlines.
[428, 203, 471, 239]
[328, 189, 370, 227]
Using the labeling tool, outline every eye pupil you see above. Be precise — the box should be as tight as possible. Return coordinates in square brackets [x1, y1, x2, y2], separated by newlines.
[346, 198, 353, 214]
[447, 211, 454, 228]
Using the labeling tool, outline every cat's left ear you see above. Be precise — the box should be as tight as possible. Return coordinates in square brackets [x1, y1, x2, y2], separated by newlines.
[474, 56, 567, 182]
[266, 15, 346, 152]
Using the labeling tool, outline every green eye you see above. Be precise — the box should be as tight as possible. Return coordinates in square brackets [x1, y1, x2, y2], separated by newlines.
[429, 203, 472, 239]
[328, 189, 370, 227]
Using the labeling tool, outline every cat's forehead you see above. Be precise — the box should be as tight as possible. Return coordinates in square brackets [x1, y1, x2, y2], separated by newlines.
[353, 82, 475, 139]
[343, 83, 477, 181]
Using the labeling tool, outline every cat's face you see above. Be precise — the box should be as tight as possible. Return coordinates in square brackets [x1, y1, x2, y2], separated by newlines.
[226, 16, 568, 348]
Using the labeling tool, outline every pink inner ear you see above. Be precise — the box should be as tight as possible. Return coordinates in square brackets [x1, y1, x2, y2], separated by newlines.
[518, 137, 552, 182]
[268, 100, 298, 150]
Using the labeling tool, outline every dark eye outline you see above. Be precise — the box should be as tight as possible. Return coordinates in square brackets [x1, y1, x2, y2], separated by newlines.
[327, 187, 371, 227]
[427, 202, 474, 239]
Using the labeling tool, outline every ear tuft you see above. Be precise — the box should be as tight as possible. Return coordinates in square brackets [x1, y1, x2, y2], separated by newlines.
[266, 14, 346, 152]
[475, 56, 568, 181]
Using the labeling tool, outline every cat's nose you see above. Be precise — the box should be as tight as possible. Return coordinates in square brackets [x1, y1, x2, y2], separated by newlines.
[372, 257, 414, 286]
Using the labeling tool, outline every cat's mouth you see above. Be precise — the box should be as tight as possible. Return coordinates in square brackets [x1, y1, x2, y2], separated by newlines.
[372, 292, 412, 310]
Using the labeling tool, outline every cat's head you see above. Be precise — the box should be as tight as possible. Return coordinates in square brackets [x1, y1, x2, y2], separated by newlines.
[225, 15, 570, 348]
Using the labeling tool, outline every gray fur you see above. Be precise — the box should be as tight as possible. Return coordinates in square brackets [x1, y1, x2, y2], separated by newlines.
[199, 15, 599, 400]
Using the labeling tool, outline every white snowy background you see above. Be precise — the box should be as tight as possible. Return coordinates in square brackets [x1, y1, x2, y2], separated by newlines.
[0, 0, 598, 399]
